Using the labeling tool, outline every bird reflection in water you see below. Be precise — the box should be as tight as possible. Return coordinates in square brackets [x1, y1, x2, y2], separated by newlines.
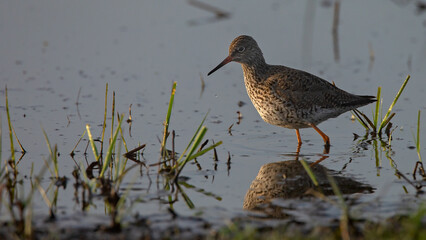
[243, 146, 373, 218]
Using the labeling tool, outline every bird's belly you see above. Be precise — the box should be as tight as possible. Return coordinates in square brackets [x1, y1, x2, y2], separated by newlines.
[250, 99, 311, 129]
[253, 99, 347, 129]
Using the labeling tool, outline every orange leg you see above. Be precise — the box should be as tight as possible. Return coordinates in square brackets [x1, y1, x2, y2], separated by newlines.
[295, 129, 302, 145]
[309, 123, 330, 146]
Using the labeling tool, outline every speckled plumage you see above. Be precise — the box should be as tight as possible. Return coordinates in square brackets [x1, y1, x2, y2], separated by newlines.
[208, 35, 376, 146]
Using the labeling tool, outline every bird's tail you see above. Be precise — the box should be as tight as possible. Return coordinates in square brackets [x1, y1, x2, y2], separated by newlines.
[358, 95, 377, 102]
[343, 95, 376, 108]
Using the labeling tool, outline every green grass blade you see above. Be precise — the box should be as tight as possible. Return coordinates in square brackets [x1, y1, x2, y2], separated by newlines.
[179, 181, 222, 201]
[176, 182, 195, 209]
[300, 158, 319, 186]
[24, 156, 51, 206]
[86, 124, 99, 161]
[356, 109, 376, 130]
[177, 127, 207, 170]
[35, 180, 53, 210]
[79, 161, 97, 192]
[186, 141, 222, 161]
[24, 201, 33, 238]
[70, 129, 86, 156]
[5, 86, 15, 163]
[373, 139, 380, 171]
[114, 172, 139, 224]
[108, 92, 116, 178]
[175, 111, 209, 164]
[100, 114, 123, 178]
[53, 144, 58, 177]
[42, 157, 54, 177]
[41, 127, 58, 178]
[117, 113, 129, 153]
[351, 110, 369, 130]
[373, 87, 381, 129]
[101, 83, 108, 154]
[11, 126, 25, 153]
[41, 127, 53, 158]
[111, 91, 115, 147]
[378, 75, 410, 133]
[161, 82, 177, 159]
[381, 112, 396, 132]
[114, 138, 122, 182]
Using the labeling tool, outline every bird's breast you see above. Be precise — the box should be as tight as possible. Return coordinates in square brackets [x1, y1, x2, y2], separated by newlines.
[243, 76, 308, 128]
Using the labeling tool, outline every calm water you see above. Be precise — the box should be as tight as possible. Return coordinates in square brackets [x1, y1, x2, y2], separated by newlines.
[1, 0, 426, 231]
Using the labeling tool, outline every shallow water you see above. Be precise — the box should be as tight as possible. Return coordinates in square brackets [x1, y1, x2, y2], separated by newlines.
[1, 0, 426, 236]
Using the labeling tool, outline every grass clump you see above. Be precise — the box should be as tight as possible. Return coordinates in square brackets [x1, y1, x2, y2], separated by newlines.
[70, 81, 223, 227]
[353, 75, 410, 139]
[67, 85, 136, 231]
[3, 86, 26, 173]
[158, 82, 222, 179]
[154, 82, 222, 209]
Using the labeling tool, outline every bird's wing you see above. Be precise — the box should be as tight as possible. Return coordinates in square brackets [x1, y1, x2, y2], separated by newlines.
[266, 66, 362, 109]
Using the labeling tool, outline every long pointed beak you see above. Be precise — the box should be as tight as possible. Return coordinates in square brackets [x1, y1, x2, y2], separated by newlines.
[207, 56, 233, 76]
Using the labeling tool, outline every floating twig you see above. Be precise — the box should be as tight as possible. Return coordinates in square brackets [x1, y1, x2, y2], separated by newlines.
[228, 123, 234, 136]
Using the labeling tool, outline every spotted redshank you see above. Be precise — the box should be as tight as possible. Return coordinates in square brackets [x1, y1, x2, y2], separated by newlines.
[208, 35, 376, 147]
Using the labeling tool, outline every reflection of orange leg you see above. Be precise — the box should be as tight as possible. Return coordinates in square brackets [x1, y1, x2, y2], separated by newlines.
[309, 155, 329, 167]
[295, 129, 302, 145]
[323, 144, 330, 154]
[296, 143, 301, 155]
[309, 123, 330, 146]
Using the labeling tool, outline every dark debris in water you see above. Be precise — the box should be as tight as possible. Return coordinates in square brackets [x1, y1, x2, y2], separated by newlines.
[237, 101, 246, 107]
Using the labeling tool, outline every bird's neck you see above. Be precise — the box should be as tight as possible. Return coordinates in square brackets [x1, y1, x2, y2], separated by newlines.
[241, 60, 269, 83]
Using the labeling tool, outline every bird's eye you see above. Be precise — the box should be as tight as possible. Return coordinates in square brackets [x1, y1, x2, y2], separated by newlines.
[237, 46, 245, 52]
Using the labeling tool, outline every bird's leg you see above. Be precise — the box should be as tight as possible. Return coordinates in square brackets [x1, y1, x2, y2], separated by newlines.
[309, 123, 330, 146]
[295, 129, 302, 145]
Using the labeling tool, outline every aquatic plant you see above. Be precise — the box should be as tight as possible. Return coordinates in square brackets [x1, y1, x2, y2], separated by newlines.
[157, 82, 222, 177]
[1, 80, 224, 234]
[153, 82, 222, 209]
[41, 127, 59, 179]
[1, 160, 50, 239]
[161, 82, 176, 160]
[412, 110, 422, 163]
[352, 75, 410, 139]
[4, 86, 26, 173]
[412, 110, 425, 180]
